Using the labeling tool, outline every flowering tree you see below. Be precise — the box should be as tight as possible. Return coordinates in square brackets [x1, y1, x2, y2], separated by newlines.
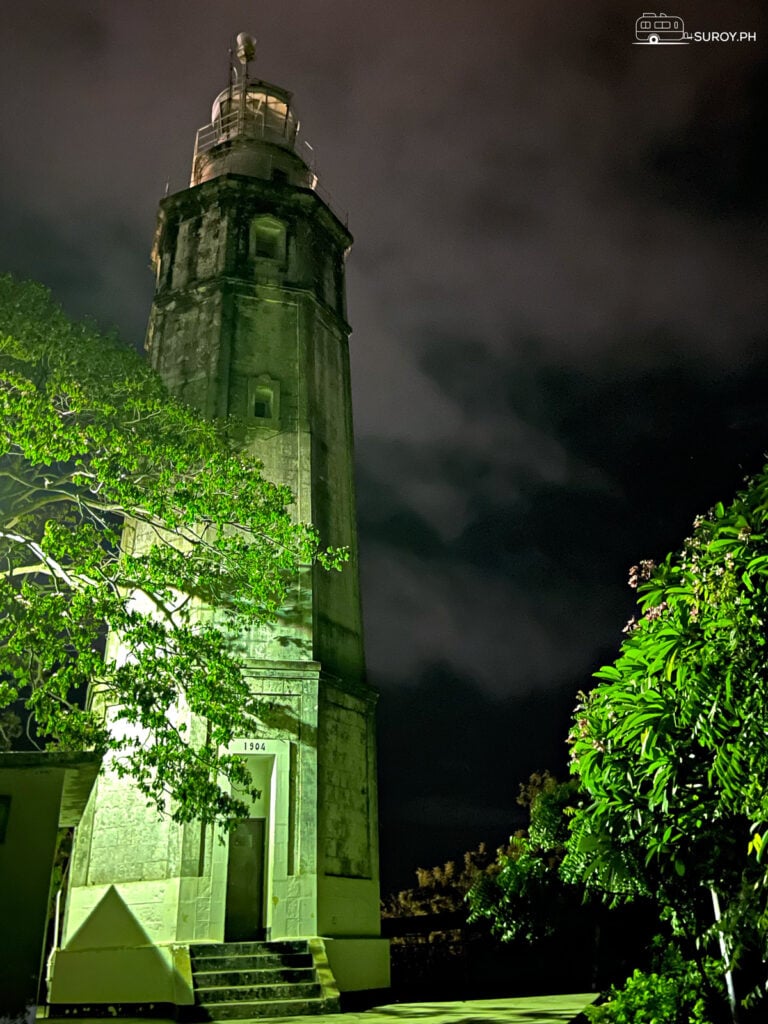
[0, 275, 344, 825]
[565, 475, 768, 1020]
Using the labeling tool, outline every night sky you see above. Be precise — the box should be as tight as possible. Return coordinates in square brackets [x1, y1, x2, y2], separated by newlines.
[2, 2, 768, 891]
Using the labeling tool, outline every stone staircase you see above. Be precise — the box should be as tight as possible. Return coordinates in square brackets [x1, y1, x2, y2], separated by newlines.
[189, 939, 340, 1020]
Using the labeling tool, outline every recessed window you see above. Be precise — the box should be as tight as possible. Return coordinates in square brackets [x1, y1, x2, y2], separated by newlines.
[248, 375, 280, 425]
[0, 795, 10, 843]
[253, 396, 272, 419]
[249, 215, 286, 262]
[171, 218, 199, 289]
[323, 258, 337, 309]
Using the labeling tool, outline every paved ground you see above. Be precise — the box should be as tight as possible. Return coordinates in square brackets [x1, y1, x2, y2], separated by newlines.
[276, 994, 596, 1024]
[38, 994, 596, 1024]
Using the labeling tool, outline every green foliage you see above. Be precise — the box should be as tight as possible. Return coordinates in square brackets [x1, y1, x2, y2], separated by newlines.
[466, 772, 583, 944]
[0, 275, 345, 825]
[382, 844, 500, 919]
[467, 836, 555, 943]
[566, 475, 768, 1015]
[519, 769, 580, 851]
[586, 965, 709, 1024]
[585, 942, 721, 1024]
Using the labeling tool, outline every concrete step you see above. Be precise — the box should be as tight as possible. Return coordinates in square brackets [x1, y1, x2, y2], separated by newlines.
[200, 996, 330, 1020]
[193, 966, 317, 987]
[189, 939, 334, 1019]
[196, 981, 322, 1004]
[190, 940, 309, 957]
[190, 952, 314, 971]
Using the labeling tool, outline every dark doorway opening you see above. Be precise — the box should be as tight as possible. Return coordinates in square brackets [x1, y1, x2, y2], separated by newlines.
[225, 818, 266, 940]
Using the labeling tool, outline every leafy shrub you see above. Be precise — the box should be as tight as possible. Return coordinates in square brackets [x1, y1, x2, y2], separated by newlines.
[586, 943, 721, 1024]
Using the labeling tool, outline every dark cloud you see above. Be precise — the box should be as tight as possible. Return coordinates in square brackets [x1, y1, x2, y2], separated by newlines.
[10, 4, 110, 59]
[376, 663, 579, 889]
[643, 59, 768, 220]
[359, 330, 768, 713]
[0, 201, 153, 343]
[359, 502, 447, 563]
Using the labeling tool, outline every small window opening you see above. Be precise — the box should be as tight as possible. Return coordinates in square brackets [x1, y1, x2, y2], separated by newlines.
[254, 396, 272, 419]
[248, 375, 280, 425]
[0, 795, 10, 843]
[250, 215, 286, 262]
[255, 231, 280, 260]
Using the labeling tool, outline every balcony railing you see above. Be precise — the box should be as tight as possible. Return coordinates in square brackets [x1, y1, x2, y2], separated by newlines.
[191, 107, 347, 226]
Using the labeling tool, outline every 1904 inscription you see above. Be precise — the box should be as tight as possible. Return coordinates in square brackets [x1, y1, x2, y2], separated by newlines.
[226, 737, 284, 756]
[239, 740, 267, 752]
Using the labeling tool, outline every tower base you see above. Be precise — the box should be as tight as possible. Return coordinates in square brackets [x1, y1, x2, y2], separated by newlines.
[47, 943, 194, 1006]
[48, 935, 389, 1010]
[324, 936, 391, 992]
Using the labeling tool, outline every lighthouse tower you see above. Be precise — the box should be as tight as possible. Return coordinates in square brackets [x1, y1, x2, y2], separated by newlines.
[48, 34, 389, 1011]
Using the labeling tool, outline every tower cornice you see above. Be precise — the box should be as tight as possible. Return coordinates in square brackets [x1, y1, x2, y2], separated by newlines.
[151, 174, 352, 282]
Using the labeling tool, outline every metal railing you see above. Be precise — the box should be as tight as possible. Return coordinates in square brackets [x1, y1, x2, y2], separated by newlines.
[193, 106, 294, 157]
[191, 108, 348, 226]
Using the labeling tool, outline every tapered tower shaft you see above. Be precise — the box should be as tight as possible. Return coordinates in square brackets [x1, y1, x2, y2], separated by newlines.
[48, 40, 389, 1009]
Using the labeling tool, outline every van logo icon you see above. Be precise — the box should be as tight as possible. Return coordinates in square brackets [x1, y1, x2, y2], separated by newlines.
[635, 12, 690, 44]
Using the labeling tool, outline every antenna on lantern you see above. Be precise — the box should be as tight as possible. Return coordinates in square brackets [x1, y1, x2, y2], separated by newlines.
[234, 32, 257, 130]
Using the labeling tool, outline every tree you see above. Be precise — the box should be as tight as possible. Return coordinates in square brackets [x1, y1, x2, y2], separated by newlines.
[381, 844, 511, 997]
[565, 474, 768, 1021]
[0, 274, 344, 824]
[466, 772, 582, 944]
[382, 843, 502, 920]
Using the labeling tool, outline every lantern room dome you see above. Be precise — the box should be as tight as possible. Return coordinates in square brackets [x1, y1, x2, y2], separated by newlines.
[191, 76, 312, 190]
[209, 80, 299, 151]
